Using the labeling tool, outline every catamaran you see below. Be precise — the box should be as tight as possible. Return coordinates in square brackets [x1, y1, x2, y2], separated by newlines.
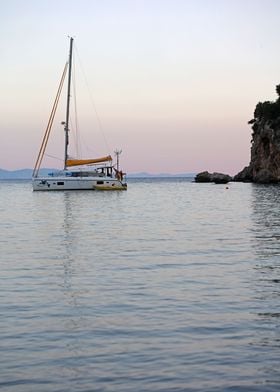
[32, 37, 127, 191]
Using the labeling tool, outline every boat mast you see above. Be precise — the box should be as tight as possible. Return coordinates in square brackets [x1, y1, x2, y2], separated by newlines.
[64, 36, 74, 170]
[114, 149, 122, 171]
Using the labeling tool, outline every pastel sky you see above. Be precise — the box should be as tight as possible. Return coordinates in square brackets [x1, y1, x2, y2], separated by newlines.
[1, 0, 280, 174]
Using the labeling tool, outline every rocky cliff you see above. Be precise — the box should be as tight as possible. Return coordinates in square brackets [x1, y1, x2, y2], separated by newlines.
[234, 85, 280, 183]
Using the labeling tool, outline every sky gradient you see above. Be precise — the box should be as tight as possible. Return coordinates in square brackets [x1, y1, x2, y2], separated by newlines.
[1, 0, 280, 174]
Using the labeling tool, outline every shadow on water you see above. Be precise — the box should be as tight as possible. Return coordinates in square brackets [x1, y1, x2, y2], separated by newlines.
[251, 184, 280, 259]
[251, 183, 280, 277]
[249, 184, 280, 387]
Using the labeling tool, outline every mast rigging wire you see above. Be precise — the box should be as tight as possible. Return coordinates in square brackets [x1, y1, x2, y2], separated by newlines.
[73, 43, 111, 155]
[33, 62, 68, 177]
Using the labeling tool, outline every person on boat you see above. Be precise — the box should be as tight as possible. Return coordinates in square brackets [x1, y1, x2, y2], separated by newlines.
[114, 168, 123, 181]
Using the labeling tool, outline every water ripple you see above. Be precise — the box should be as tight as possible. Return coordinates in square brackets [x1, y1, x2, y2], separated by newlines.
[0, 180, 280, 391]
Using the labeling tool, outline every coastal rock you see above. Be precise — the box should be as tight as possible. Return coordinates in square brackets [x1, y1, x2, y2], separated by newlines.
[234, 84, 280, 183]
[195, 171, 231, 184]
[195, 171, 212, 182]
[212, 172, 232, 184]
[234, 166, 253, 182]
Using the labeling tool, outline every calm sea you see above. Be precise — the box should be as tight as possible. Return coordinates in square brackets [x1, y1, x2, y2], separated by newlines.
[1, 178, 280, 391]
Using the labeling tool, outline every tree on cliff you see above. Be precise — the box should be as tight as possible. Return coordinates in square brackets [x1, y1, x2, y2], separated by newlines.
[248, 84, 280, 124]
[276, 84, 280, 98]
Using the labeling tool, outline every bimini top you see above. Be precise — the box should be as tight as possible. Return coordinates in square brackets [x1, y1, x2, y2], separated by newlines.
[66, 155, 112, 167]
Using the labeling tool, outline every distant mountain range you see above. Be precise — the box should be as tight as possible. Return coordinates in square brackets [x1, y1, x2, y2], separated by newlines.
[0, 168, 53, 179]
[127, 172, 196, 178]
[0, 168, 196, 179]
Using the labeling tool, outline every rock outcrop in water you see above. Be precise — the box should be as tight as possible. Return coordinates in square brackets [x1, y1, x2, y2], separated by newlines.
[234, 84, 280, 183]
[195, 171, 232, 184]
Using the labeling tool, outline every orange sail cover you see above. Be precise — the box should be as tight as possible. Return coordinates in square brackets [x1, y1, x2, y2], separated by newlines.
[66, 155, 112, 167]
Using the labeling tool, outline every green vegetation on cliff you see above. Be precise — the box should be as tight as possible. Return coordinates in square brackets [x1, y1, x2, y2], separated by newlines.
[248, 84, 280, 128]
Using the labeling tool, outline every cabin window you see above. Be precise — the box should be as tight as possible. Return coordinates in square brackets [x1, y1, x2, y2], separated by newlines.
[57, 182, 64, 185]
[97, 181, 104, 185]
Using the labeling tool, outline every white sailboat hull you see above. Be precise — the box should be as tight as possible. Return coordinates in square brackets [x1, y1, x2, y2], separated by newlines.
[32, 176, 127, 191]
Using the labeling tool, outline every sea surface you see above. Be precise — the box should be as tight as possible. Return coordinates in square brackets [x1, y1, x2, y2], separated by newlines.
[1, 178, 280, 391]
